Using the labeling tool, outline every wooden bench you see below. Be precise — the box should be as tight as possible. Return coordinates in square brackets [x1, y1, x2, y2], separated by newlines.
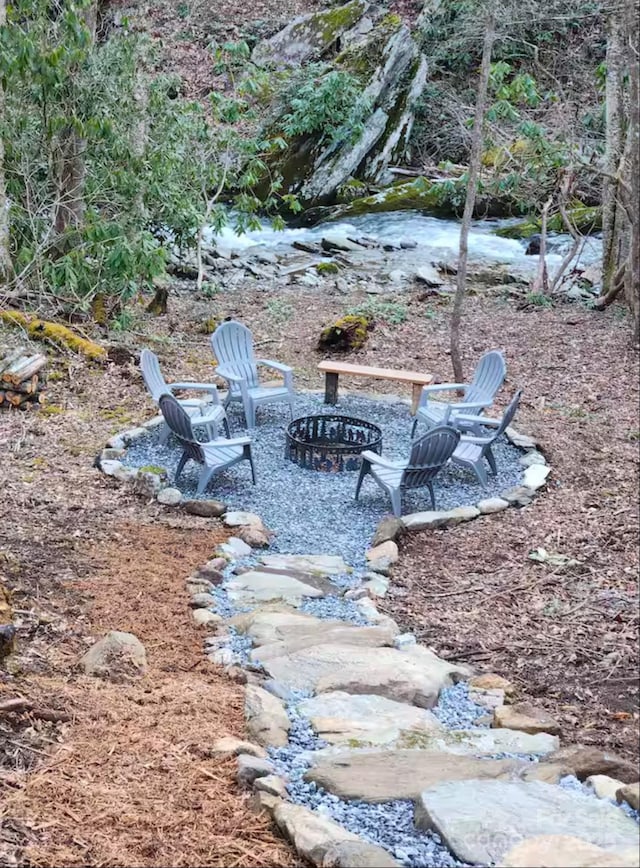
[318, 360, 433, 414]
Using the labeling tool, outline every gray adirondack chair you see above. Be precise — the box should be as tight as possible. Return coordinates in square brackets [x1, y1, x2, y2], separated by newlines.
[451, 389, 522, 486]
[355, 425, 461, 517]
[140, 348, 229, 444]
[210, 320, 295, 429]
[159, 394, 255, 495]
[412, 350, 506, 436]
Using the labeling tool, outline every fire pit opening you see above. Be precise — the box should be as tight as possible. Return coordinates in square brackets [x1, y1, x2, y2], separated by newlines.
[285, 414, 382, 472]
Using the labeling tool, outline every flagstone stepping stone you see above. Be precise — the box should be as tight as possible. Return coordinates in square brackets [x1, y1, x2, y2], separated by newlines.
[235, 565, 339, 595]
[501, 835, 640, 868]
[304, 749, 563, 802]
[231, 610, 398, 651]
[260, 553, 351, 576]
[493, 701, 561, 736]
[225, 571, 325, 606]
[402, 728, 559, 757]
[219, 537, 252, 558]
[415, 779, 640, 865]
[250, 623, 399, 663]
[271, 801, 399, 868]
[297, 692, 445, 746]
[260, 643, 467, 708]
[245, 684, 290, 747]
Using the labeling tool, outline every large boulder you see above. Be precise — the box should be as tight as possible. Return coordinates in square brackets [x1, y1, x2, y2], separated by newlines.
[262, 13, 428, 206]
[80, 630, 147, 677]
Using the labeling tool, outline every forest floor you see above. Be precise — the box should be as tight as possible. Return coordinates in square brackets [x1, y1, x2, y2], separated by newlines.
[0, 279, 638, 866]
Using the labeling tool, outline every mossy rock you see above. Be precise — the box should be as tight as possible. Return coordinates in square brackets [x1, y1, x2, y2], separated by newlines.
[495, 204, 602, 239]
[315, 261, 341, 275]
[198, 316, 219, 335]
[336, 178, 368, 204]
[318, 314, 373, 352]
[138, 465, 167, 476]
[252, 0, 368, 67]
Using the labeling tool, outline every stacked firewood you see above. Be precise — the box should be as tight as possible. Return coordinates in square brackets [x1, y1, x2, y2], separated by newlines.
[0, 348, 47, 408]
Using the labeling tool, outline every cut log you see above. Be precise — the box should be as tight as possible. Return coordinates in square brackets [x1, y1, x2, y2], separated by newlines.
[7, 374, 41, 395]
[1, 353, 47, 385]
[0, 348, 27, 376]
[5, 390, 32, 406]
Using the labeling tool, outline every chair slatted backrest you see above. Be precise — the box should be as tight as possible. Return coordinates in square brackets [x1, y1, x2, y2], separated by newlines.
[403, 425, 460, 490]
[210, 321, 259, 388]
[486, 389, 522, 446]
[140, 349, 168, 401]
[466, 350, 507, 405]
[158, 394, 204, 464]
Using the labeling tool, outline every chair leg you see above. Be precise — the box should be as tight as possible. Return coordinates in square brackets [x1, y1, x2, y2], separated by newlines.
[223, 416, 231, 438]
[354, 460, 369, 501]
[245, 399, 256, 430]
[246, 446, 257, 484]
[427, 481, 436, 510]
[390, 487, 402, 518]
[486, 446, 497, 476]
[158, 421, 170, 446]
[196, 465, 216, 495]
[473, 460, 489, 488]
[175, 451, 188, 483]
[410, 417, 419, 438]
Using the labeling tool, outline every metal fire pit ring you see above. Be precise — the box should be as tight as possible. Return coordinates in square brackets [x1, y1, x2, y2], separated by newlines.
[285, 414, 382, 472]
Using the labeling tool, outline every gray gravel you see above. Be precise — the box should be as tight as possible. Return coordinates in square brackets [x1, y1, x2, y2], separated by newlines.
[123, 393, 523, 569]
[432, 682, 490, 729]
[300, 594, 369, 624]
[560, 774, 640, 823]
[269, 696, 470, 868]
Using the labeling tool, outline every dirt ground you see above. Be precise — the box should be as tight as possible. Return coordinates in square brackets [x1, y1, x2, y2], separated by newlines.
[0, 279, 638, 864]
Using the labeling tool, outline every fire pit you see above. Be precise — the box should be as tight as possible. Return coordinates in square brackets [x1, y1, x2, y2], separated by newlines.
[285, 414, 382, 472]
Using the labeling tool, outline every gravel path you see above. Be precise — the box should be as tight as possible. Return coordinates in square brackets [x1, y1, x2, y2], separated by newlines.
[124, 393, 522, 569]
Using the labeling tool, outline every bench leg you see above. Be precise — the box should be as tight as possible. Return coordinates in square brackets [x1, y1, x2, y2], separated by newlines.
[324, 372, 339, 405]
[411, 383, 422, 415]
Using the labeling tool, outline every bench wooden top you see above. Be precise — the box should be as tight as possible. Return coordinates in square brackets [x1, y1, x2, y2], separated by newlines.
[318, 360, 433, 385]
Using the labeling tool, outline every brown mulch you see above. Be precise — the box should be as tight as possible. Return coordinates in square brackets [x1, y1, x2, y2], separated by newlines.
[0, 278, 638, 864]
[1, 519, 297, 867]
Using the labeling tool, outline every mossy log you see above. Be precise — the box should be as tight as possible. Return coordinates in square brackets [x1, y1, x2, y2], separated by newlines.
[318, 314, 373, 352]
[494, 205, 602, 239]
[0, 310, 106, 359]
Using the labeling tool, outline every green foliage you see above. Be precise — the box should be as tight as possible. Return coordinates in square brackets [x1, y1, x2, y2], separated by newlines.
[525, 291, 554, 308]
[0, 3, 291, 320]
[278, 63, 371, 146]
[266, 297, 294, 323]
[348, 298, 408, 325]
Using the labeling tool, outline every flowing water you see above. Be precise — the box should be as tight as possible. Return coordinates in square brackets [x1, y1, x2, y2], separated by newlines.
[206, 210, 602, 274]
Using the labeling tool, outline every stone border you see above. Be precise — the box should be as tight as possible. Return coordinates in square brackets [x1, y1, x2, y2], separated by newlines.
[95, 397, 552, 526]
[375, 425, 551, 541]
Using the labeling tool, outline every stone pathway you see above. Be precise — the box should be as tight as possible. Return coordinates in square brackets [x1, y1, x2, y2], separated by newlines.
[190, 541, 640, 868]
[97, 418, 639, 867]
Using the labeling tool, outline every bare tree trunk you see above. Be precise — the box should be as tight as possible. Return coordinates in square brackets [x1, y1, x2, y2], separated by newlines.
[450, 7, 496, 382]
[601, 9, 626, 296]
[0, 0, 12, 283]
[132, 66, 148, 221]
[532, 197, 552, 295]
[623, 0, 639, 344]
[52, 1, 97, 237]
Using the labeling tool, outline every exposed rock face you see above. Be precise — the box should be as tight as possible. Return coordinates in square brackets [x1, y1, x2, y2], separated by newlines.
[415, 779, 640, 865]
[259, 10, 428, 206]
[252, 0, 370, 68]
[245, 685, 291, 747]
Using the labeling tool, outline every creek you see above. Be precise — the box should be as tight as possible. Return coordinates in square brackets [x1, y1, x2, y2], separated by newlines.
[207, 210, 603, 276]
